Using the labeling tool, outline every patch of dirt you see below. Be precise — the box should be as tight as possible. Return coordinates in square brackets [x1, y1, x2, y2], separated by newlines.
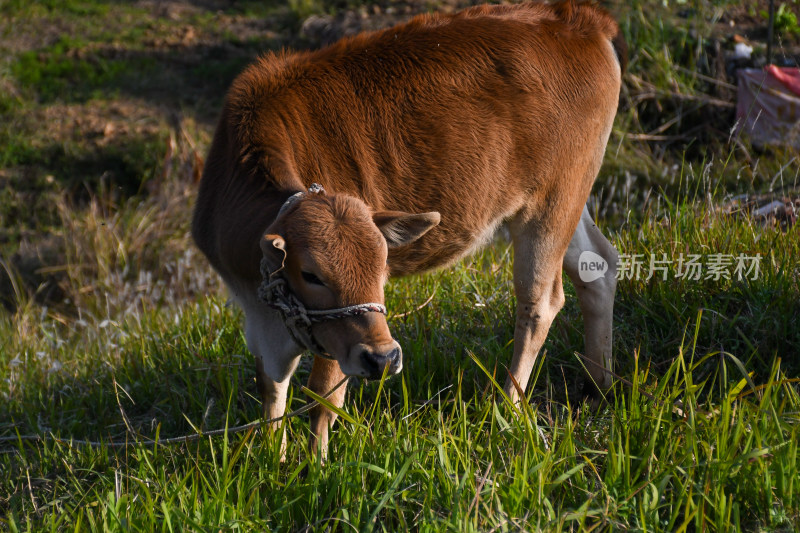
[300, 1, 479, 46]
[135, 0, 208, 20]
[34, 99, 167, 149]
[301, 5, 418, 46]
[0, 15, 76, 53]
[0, 2, 288, 55]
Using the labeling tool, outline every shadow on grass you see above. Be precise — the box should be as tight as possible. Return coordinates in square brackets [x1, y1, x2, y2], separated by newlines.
[0, 287, 583, 448]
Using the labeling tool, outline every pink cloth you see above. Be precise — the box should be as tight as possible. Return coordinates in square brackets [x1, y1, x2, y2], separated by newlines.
[766, 65, 800, 97]
[737, 67, 800, 147]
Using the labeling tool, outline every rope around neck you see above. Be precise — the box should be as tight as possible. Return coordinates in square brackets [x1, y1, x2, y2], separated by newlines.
[258, 260, 387, 360]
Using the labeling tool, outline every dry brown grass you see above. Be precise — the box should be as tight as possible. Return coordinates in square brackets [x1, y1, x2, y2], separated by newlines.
[1, 120, 222, 320]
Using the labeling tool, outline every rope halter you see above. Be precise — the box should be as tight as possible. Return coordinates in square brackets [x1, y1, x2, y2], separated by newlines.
[257, 183, 388, 360]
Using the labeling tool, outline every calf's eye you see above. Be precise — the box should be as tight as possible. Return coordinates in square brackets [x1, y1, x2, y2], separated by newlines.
[301, 271, 325, 286]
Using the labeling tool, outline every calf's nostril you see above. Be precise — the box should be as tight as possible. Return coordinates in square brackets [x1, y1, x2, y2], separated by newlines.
[360, 349, 381, 374]
[386, 347, 401, 365]
[358, 345, 403, 378]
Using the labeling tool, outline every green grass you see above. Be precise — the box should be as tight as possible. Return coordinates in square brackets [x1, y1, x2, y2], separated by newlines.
[1, 194, 798, 530]
[770, 2, 800, 38]
[1, 0, 799, 530]
[10, 37, 158, 104]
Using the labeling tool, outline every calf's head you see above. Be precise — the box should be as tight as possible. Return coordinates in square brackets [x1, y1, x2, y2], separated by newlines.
[260, 191, 439, 379]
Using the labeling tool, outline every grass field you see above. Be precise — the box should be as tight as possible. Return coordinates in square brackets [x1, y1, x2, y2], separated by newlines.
[1, 0, 799, 531]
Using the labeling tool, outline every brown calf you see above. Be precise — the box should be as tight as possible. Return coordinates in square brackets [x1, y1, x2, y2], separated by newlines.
[192, 0, 626, 454]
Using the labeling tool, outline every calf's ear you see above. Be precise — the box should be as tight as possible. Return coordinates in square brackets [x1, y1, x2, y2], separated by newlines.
[373, 211, 441, 248]
[260, 233, 287, 274]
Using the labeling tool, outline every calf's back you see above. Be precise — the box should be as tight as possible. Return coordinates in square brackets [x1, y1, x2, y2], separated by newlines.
[192, 0, 624, 287]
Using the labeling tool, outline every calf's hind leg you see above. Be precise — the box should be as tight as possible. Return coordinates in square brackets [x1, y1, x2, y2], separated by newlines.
[503, 214, 571, 404]
[562, 205, 618, 390]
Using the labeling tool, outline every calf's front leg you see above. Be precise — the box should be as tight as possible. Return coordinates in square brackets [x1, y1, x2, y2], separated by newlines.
[307, 356, 349, 459]
[241, 297, 302, 458]
[255, 366, 293, 455]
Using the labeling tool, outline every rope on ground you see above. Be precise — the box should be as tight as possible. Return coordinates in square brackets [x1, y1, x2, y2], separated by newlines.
[0, 376, 350, 450]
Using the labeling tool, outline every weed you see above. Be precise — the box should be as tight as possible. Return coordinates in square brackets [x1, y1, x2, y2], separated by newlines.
[764, 2, 800, 38]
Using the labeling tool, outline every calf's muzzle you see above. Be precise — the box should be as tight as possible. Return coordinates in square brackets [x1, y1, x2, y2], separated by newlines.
[351, 341, 403, 379]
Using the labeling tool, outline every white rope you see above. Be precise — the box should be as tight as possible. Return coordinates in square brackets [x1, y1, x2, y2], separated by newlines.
[259, 276, 387, 324]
